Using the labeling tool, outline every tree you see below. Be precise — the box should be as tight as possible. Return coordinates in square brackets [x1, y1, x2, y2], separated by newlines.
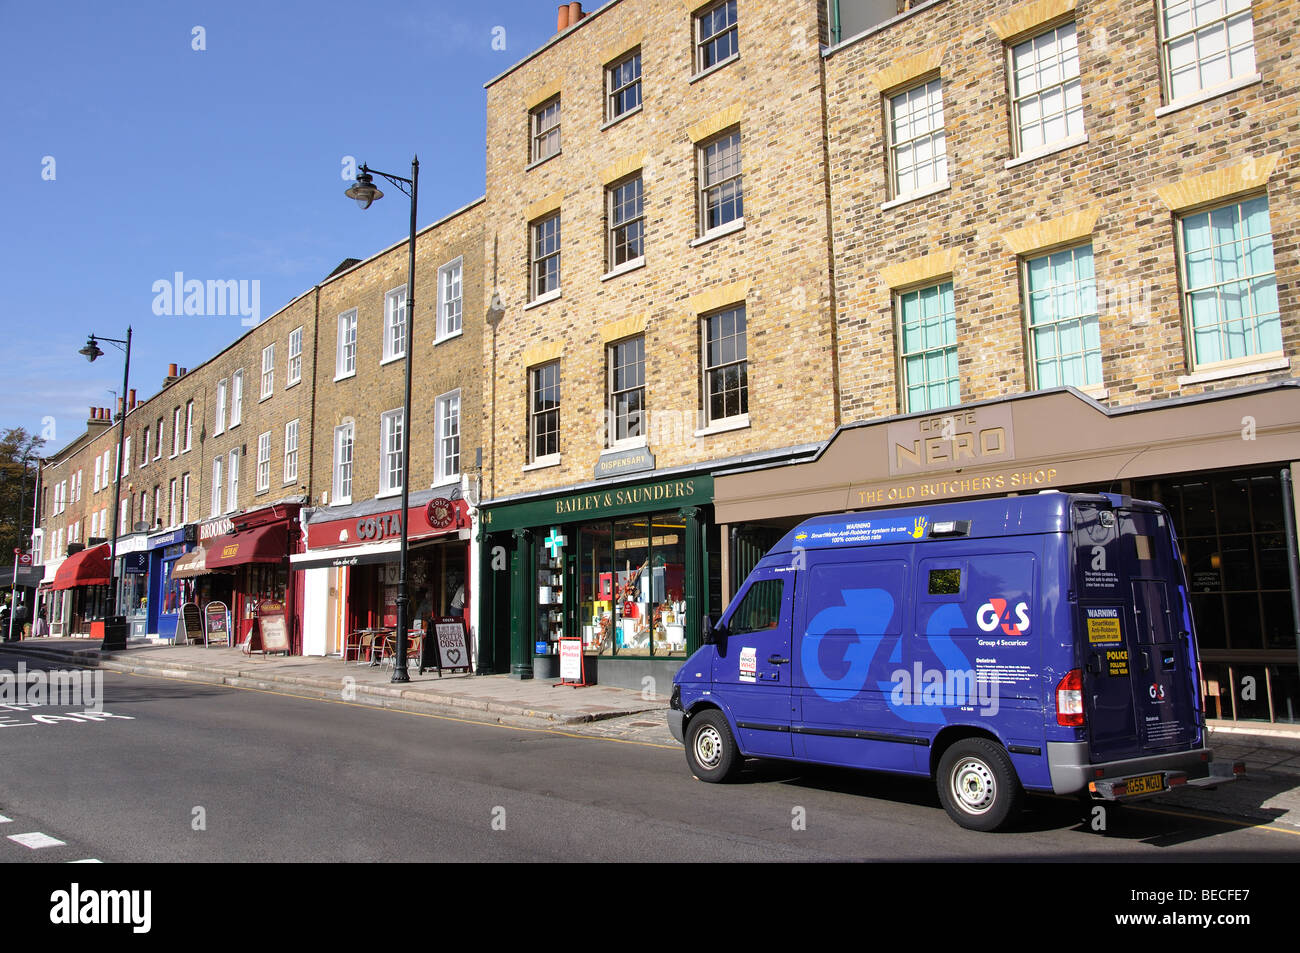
[0, 428, 45, 560]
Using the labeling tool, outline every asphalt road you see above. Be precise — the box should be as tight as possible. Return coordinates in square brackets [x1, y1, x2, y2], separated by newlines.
[1, 653, 1298, 863]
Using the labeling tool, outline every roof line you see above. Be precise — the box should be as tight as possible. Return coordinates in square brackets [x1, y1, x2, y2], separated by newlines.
[483, 0, 622, 89]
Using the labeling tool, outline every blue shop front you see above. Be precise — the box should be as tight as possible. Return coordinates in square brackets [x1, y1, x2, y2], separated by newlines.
[147, 525, 196, 640]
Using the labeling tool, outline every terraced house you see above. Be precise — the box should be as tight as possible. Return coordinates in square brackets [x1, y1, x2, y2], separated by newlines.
[476, 0, 840, 688]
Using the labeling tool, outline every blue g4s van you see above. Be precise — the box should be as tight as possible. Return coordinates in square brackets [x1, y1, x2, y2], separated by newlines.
[668, 492, 1243, 831]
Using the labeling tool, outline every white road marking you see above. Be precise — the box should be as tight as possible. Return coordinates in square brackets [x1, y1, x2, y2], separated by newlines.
[8, 832, 66, 849]
[0, 815, 12, 823]
[68, 858, 102, 863]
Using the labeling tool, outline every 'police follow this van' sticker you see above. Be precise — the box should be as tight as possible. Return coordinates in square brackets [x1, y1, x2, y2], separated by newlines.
[1086, 606, 1122, 643]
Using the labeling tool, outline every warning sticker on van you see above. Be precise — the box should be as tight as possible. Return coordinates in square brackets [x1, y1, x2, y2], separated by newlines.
[801, 517, 928, 546]
[1086, 607, 1122, 643]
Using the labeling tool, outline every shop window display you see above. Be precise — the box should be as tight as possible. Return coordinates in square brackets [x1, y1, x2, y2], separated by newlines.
[572, 512, 688, 658]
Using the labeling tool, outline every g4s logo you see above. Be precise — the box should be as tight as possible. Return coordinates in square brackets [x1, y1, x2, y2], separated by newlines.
[976, 598, 1030, 636]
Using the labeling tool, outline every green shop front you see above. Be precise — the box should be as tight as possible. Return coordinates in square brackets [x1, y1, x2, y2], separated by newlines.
[479, 474, 718, 691]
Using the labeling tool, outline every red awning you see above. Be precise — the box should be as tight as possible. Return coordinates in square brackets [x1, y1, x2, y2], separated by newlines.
[205, 523, 289, 569]
[52, 544, 111, 590]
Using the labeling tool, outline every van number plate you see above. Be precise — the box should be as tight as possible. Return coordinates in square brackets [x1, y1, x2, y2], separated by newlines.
[1126, 773, 1165, 795]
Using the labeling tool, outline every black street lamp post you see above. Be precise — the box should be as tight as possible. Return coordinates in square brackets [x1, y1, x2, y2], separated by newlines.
[80, 328, 132, 650]
[345, 159, 419, 683]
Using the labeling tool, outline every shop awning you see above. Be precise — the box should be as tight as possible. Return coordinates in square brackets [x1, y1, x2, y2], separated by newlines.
[205, 523, 289, 569]
[51, 544, 111, 590]
[171, 546, 213, 579]
[289, 540, 400, 572]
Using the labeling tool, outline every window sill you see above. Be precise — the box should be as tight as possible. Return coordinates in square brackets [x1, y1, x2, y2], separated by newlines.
[435, 329, 464, 346]
[524, 289, 562, 311]
[690, 52, 739, 85]
[333, 371, 356, 383]
[286, 379, 300, 390]
[258, 393, 273, 403]
[229, 421, 241, 430]
[600, 104, 642, 131]
[523, 455, 562, 472]
[1076, 385, 1109, 400]
[431, 475, 460, 491]
[380, 353, 406, 367]
[1177, 354, 1290, 387]
[881, 181, 950, 211]
[600, 256, 646, 282]
[604, 437, 648, 453]
[694, 414, 750, 438]
[526, 150, 562, 172]
[375, 488, 403, 500]
[1155, 74, 1261, 118]
[1005, 134, 1088, 170]
[691, 218, 745, 248]
[329, 497, 352, 508]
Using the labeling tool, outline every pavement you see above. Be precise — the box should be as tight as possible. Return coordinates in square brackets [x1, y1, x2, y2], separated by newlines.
[3, 635, 1299, 831]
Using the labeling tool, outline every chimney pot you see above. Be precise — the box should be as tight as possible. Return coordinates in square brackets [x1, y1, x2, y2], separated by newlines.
[557, 3, 570, 31]
[168, 363, 178, 377]
[129, 389, 137, 408]
[568, 2, 583, 26]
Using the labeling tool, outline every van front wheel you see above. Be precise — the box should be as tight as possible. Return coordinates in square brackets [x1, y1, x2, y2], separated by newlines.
[685, 710, 742, 783]
[937, 739, 1023, 832]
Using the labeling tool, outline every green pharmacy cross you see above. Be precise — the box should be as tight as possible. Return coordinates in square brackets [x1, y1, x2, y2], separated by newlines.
[544, 528, 567, 559]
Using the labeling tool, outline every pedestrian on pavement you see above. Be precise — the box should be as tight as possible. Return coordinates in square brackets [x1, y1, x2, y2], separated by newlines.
[32, 606, 47, 638]
[0, 600, 10, 642]
[11, 599, 30, 640]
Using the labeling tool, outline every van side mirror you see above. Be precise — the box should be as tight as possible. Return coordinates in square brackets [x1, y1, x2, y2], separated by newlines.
[702, 615, 725, 645]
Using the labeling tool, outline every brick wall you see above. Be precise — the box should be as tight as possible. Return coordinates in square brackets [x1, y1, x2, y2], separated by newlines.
[308, 200, 486, 505]
[825, 0, 1298, 422]
[481, 0, 839, 500]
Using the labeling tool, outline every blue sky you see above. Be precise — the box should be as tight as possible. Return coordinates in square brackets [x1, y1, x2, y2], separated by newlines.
[2, 0, 591, 455]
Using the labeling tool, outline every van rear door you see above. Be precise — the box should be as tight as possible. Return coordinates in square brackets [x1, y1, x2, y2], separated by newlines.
[1119, 507, 1200, 751]
[1074, 501, 1199, 763]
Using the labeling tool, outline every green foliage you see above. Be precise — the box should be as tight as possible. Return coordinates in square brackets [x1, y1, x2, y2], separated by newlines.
[0, 428, 45, 559]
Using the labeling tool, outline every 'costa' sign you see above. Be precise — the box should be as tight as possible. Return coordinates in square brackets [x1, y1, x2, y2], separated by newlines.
[356, 513, 403, 540]
[426, 498, 455, 529]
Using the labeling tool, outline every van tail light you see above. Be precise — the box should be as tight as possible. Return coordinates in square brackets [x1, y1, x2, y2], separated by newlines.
[1057, 669, 1085, 727]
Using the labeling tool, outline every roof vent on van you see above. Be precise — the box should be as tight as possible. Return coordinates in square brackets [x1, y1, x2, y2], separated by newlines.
[928, 519, 970, 538]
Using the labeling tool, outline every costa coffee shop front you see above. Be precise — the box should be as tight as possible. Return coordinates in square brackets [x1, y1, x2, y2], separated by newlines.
[292, 490, 472, 659]
[713, 382, 1300, 725]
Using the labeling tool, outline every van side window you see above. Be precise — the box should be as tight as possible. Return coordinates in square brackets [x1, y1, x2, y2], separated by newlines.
[730, 579, 783, 633]
[929, 568, 961, 594]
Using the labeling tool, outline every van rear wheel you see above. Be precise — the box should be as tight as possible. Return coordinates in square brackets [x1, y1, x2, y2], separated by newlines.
[685, 710, 741, 783]
[937, 739, 1023, 832]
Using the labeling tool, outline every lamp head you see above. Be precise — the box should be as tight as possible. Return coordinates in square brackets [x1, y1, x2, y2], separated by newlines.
[79, 336, 104, 363]
[344, 170, 383, 210]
